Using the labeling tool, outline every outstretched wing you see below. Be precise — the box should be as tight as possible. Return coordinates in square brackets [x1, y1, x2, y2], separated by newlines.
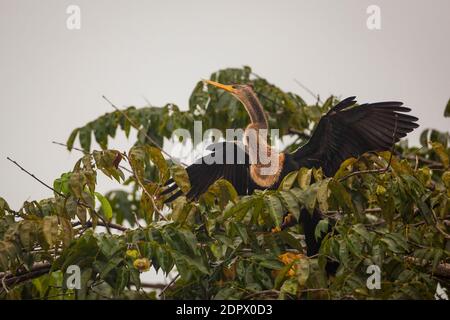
[293, 96, 419, 176]
[161, 141, 255, 202]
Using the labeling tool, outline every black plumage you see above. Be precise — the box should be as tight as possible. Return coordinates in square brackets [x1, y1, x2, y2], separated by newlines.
[161, 83, 419, 261]
[163, 96, 418, 200]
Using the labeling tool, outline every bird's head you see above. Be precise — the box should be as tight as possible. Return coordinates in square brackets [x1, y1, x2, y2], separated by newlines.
[203, 80, 254, 101]
[203, 80, 267, 127]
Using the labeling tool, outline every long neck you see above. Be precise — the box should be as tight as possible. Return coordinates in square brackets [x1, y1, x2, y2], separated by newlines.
[239, 90, 268, 129]
[244, 123, 284, 188]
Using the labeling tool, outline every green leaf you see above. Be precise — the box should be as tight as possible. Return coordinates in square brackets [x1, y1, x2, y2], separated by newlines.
[278, 190, 300, 218]
[66, 128, 79, 151]
[352, 224, 371, 243]
[315, 218, 329, 241]
[0, 197, 10, 217]
[94, 192, 113, 221]
[280, 277, 298, 296]
[53, 172, 72, 196]
[291, 187, 317, 214]
[259, 259, 284, 270]
[265, 194, 284, 227]
[78, 126, 92, 152]
[274, 261, 294, 289]
[328, 178, 356, 214]
[444, 98, 450, 117]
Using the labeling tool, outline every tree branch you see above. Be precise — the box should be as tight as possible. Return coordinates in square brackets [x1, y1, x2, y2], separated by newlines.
[72, 220, 128, 232]
[52, 141, 136, 177]
[293, 79, 322, 104]
[0, 263, 52, 293]
[122, 153, 168, 222]
[6, 157, 65, 198]
[406, 257, 450, 278]
[6, 157, 112, 234]
[102, 95, 186, 167]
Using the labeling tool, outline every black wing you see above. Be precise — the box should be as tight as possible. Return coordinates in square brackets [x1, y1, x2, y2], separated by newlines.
[292, 96, 419, 176]
[162, 141, 255, 202]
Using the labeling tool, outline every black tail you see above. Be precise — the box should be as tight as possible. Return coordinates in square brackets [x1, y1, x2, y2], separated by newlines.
[298, 208, 339, 275]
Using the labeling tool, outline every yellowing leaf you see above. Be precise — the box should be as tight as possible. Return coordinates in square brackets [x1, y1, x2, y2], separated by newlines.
[316, 179, 330, 212]
[148, 146, 169, 183]
[279, 171, 298, 191]
[297, 168, 312, 190]
[431, 142, 449, 168]
[171, 165, 191, 193]
[334, 157, 357, 179]
[42, 216, 59, 247]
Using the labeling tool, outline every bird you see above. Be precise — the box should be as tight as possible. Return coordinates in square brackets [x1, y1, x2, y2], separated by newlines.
[161, 79, 419, 257]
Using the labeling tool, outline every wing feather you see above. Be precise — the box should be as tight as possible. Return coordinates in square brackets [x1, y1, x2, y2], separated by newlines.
[162, 141, 252, 202]
[293, 97, 419, 176]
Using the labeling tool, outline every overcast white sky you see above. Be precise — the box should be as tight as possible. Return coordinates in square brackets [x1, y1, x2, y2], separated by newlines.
[0, 0, 449, 209]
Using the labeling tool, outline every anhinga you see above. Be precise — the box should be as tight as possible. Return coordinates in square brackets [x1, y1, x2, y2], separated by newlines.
[162, 80, 419, 257]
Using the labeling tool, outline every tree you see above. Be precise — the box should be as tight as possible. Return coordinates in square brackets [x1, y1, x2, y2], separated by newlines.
[1, 66, 449, 300]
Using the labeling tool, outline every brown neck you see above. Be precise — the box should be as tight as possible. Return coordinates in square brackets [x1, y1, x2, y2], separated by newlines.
[244, 124, 283, 187]
[237, 89, 268, 129]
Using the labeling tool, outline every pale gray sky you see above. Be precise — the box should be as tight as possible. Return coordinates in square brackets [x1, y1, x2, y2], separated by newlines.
[1, 0, 449, 211]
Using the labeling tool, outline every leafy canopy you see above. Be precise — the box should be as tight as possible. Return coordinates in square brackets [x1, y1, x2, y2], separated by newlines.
[1, 67, 449, 300]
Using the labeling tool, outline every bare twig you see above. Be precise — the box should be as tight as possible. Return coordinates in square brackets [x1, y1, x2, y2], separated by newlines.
[53, 141, 167, 224]
[6, 157, 112, 234]
[7, 157, 65, 197]
[140, 282, 167, 290]
[158, 273, 180, 297]
[405, 154, 444, 168]
[52, 141, 86, 154]
[324, 207, 382, 217]
[431, 210, 450, 240]
[293, 79, 322, 104]
[339, 167, 387, 182]
[72, 220, 128, 232]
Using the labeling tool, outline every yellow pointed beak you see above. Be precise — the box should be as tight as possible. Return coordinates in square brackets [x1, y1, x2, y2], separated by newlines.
[203, 79, 236, 93]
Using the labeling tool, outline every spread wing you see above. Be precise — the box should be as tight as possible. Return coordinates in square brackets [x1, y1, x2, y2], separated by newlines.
[161, 141, 255, 202]
[293, 96, 419, 176]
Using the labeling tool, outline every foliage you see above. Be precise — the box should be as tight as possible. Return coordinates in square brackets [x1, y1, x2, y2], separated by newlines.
[1, 67, 449, 300]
